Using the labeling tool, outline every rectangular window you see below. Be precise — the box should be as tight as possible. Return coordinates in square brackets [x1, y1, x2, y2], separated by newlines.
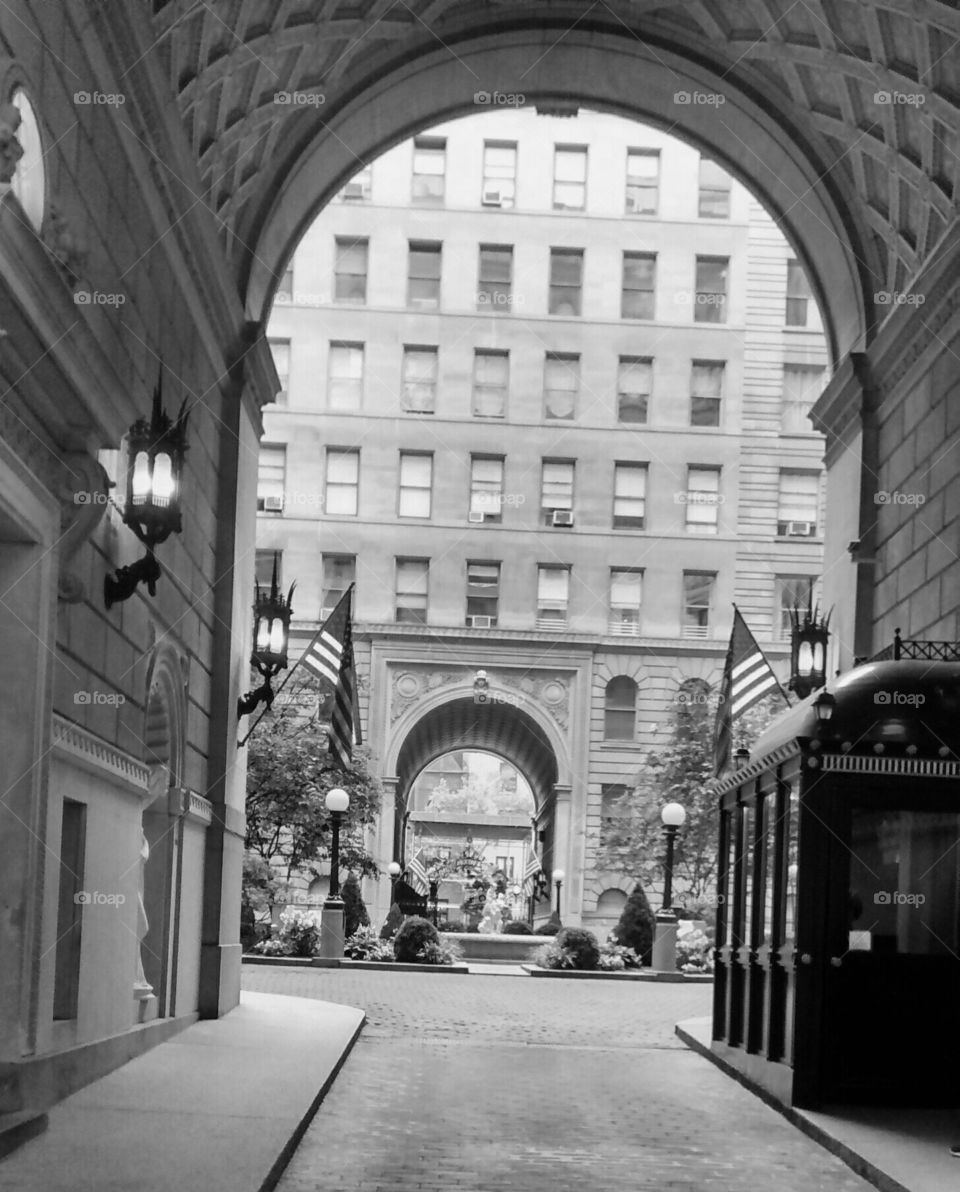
[53, 800, 86, 1021]
[786, 260, 812, 326]
[268, 337, 290, 405]
[553, 145, 587, 210]
[621, 252, 656, 319]
[541, 460, 575, 525]
[257, 444, 285, 512]
[777, 471, 820, 535]
[482, 141, 517, 208]
[472, 350, 509, 418]
[626, 149, 659, 214]
[698, 157, 731, 218]
[321, 554, 356, 617]
[328, 342, 364, 411]
[333, 237, 368, 303]
[339, 163, 372, 201]
[781, 364, 826, 433]
[695, 255, 728, 323]
[469, 456, 504, 522]
[613, 463, 646, 529]
[396, 558, 429, 624]
[399, 452, 432, 518]
[548, 248, 583, 316]
[477, 245, 513, 310]
[685, 467, 721, 534]
[617, 357, 652, 424]
[543, 353, 580, 420]
[691, 361, 724, 427]
[777, 575, 815, 641]
[255, 549, 280, 589]
[401, 346, 438, 413]
[412, 136, 445, 205]
[466, 561, 501, 625]
[325, 448, 359, 516]
[407, 241, 442, 309]
[682, 571, 715, 638]
[609, 569, 643, 636]
[537, 565, 570, 629]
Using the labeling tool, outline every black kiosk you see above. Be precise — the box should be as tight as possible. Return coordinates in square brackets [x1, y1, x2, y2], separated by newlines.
[712, 660, 960, 1108]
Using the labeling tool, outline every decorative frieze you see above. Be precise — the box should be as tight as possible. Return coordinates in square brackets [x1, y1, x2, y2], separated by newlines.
[389, 664, 570, 730]
[51, 713, 149, 791]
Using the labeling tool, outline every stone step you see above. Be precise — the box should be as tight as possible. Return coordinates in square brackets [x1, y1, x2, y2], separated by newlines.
[0, 1109, 48, 1159]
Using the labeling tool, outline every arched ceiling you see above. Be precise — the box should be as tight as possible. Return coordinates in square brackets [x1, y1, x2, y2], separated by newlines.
[395, 697, 559, 812]
[150, 0, 960, 355]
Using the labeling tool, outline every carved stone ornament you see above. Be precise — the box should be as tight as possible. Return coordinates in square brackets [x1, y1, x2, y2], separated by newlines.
[42, 203, 89, 289]
[58, 454, 112, 603]
[0, 101, 23, 186]
[500, 672, 570, 729]
[390, 668, 462, 721]
[389, 665, 570, 730]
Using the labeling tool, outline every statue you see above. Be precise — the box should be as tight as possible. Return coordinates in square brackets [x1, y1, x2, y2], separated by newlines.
[478, 893, 506, 935]
[133, 827, 154, 1000]
[0, 103, 23, 186]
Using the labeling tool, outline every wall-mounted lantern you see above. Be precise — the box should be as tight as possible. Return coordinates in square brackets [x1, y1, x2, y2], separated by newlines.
[237, 553, 295, 717]
[789, 602, 832, 700]
[104, 376, 189, 608]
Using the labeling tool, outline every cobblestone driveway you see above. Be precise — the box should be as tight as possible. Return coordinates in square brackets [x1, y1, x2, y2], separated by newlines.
[243, 967, 873, 1192]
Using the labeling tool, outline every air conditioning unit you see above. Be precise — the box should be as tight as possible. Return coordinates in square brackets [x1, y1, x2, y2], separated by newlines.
[342, 181, 369, 200]
[551, 509, 574, 527]
[262, 495, 284, 512]
[468, 615, 493, 629]
[786, 520, 816, 537]
[468, 510, 486, 523]
[481, 187, 502, 207]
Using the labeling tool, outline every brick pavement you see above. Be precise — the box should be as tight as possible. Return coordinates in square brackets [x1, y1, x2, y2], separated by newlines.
[243, 967, 874, 1191]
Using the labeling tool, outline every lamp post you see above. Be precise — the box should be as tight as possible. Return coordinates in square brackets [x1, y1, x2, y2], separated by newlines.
[652, 802, 686, 972]
[510, 883, 521, 922]
[388, 860, 401, 904]
[237, 552, 295, 717]
[789, 602, 832, 700]
[552, 868, 564, 920]
[319, 787, 350, 960]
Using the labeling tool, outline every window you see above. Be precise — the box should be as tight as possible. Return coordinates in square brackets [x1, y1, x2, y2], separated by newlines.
[466, 561, 500, 625]
[472, 350, 509, 418]
[255, 550, 281, 589]
[325, 448, 359, 515]
[257, 445, 285, 512]
[277, 264, 293, 300]
[53, 800, 85, 1020]
[548, 248, 583, 316]
[322, 555, 355, 617]
[328, 342, 364, 411]
[396, 559, 429, 624]
[691, 361, 723, 427]
[333, 238, 367, 303]
[412, 136, 445, 205]
[609, 569, 642, 636]
[537, 566, 570, 629]
[621, 252, 656, 319]
[338, 163, 371, 201]
[407, 241, 442, 309]
[682, 572, 715, 638]
[268, 338, 290, 405]
[685, 467, 721, 534]
[9, 89, 45, 232]
[698, 157, 731, 218]
[477, 245, 513, 310]
[786, 260, 813, 326]
[469, 456, 504, 522]
[695, 256, 728, 323]
[617, 357, 652, 424]
[553, 146, 587, 209]
[604, 676, 637, 740]
[401, 347, 438, 413]
[626, 149, 659, 214]
[781, 364, 826, 433]
[543, 354, 579, 420]
[541, 461, 575, 525]
[399, 452, 432, 518]
[613, 463, 646, 529]
[482, 141, 517, 207]
[777, 471, 819, 535]
[777, 576, 815, 641]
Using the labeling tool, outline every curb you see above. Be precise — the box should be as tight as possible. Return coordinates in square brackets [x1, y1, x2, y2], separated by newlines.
[522, 965, 713, 982]
[241, 955, 470, 973]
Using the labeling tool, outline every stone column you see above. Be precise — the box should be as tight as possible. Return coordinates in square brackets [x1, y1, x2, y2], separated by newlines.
[372, 777, 398, 927]
[552, 784, 573, 923]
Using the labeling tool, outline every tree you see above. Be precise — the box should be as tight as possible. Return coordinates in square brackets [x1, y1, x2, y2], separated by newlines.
[342, 872, 370, 937]
[612, 884, 656, 965]
[425, 770, 532, 815]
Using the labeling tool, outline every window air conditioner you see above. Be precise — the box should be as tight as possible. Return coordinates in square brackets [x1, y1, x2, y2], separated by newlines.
[786, 520, 816, 537]
[263, 495, 284, 512]
[468, 510, 486, 523]
[481, 187, 502, 207]
[468, 615, 493, 629]
[551, 509, 574, 527]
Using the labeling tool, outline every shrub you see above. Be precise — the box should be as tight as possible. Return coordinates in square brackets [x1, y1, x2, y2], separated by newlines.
[342, 873, 370, 938]
[676, 926, 714, 973]
[252, 907, 319, 958]
[598, 940, 641, 971]
[537, 941, 576, 969]
[534, 912, 562, 936]
[416, 936, 464, 966]
[612, 884, 656, 966]
[554, 927, 600, 970]
[393, 915, 440, 963]
[503, 920, 532, 935]
[379, 902, 404, 939]
[344, 925, 395, 962]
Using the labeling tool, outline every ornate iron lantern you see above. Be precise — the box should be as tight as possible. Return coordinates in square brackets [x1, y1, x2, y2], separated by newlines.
[104, 376, 189, 607]
[237, 553, 295, 717]
[789, 602, 832, 700]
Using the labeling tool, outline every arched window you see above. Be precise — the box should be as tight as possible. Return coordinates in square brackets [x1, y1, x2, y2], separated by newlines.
[9, 88, 45, 231]
[604, 676, 637, 740]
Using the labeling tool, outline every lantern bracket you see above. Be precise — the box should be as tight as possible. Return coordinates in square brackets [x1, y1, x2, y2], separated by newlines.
[104, 549, 162, 609]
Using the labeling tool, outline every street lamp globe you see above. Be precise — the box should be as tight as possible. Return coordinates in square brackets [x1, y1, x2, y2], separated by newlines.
[552, 868, 565, 883]
[325, 788, 350, 813]
[661, 802, 686, 827]
[388, 861, 401, 877]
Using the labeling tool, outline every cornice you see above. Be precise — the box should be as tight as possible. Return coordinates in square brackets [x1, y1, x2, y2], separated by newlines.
[51, 713, 150, 792]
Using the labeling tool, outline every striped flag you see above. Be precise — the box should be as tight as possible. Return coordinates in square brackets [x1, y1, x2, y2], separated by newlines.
[714, 606, 788, 776]
[407, 849, 429, 895]
[522, 824, 542, 894]
[298, 587, 361, 768]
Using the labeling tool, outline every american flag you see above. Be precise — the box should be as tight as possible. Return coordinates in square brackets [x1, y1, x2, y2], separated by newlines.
[714, 606, 787, 776]
[407, 849, 430, 895]
[522, 823, 542, 894]
[298, 587, 360, 768]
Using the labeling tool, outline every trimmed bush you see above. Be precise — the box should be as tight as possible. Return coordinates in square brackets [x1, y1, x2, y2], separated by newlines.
[554, 927, 600, 970]
[503, 920, 532, 935]
[342, 873, 370, 939]
[393, 915, 440, 962]
[612, 883, 656, 966]
[534, 912, 562, 936]
[379, 902, 404, 940]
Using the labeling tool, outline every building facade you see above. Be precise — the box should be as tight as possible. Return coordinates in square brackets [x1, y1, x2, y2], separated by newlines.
[257, 108, 829, 932]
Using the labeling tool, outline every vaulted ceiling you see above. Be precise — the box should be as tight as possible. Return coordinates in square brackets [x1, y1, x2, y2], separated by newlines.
[149, 0, 960, 331]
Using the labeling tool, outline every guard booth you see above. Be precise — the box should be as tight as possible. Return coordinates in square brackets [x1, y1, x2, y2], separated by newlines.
[712, 660, 960, 1109]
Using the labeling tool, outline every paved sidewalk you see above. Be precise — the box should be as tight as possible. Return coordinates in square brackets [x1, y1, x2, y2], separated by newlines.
[0, 992, 363, 1192]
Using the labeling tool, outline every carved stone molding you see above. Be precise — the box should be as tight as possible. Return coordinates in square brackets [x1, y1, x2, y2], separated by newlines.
[0, 101, 23, 186]
[57, 453, 111, 602]
[499, 672, 569, 729]
[390, 668, 462, 722]
[42, 203, 89, 291]
[51, 713, 150, 791]
[389, 664, 570, 729]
